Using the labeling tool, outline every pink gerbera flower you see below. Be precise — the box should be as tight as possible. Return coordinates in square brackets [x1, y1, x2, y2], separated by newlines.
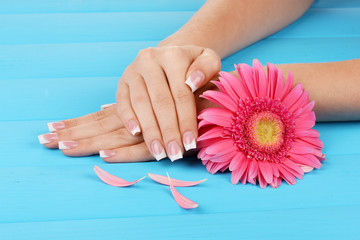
[197, 59, 325, 188]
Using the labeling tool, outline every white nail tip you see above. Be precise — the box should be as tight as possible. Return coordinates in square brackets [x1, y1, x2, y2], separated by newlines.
[185, 77, 196, 93]
[38, 135, 51, 144]
[100, 103, 116, 110]
[58, 141, 69, 150]
[99, 150, 109, 158]
[154, 149, 167, 161]
[130, 125, 141, 136]
[169, 151, 183, 162]
[184, 139, 197, 151]
[47, 122, 57, 132]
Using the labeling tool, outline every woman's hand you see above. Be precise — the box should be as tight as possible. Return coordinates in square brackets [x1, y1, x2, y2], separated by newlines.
[116, 45, 220, 161]
[38, 82, 219, 162]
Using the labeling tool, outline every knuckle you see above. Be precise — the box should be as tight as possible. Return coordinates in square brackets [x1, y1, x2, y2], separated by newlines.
[173, 89, 191, 103]
[163, 46, 185, 58]
[137, 47, 155, 61]
[113, 128, 128, 137]
[161, 126, 179, 139]
[152, 94, 173, 109]
[208, 55, 221, 71]
[132, 94, 148, 105]
[92, 110, 107, 121]
[57, 128, 73, 139]
[96, 118, 110, 133]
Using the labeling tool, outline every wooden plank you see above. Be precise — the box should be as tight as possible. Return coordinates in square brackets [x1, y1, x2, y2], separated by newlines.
[0, 206, 359, 239]
[0, 0, 358, 14]
[0, 8, 359, 45]
[0, 150, 359, 222]
[0, 0, 206, 14]
[0, 37, 359, 81]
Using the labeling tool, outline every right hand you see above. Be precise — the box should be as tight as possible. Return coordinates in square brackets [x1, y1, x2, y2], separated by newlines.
[116, 45, 221, 161]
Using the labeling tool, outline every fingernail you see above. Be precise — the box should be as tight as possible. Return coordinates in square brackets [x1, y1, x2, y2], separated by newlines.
[38, 133, 58, 144]
[100, 103, 116, 110]
[128, 119, 140, 136]
[48, 122, 65, 132]
[151, 140, 166, 161]
[58, 141, 78, 150]
[185, 70, 205, 92]
[183, 131, 196, 151]
[167, 141, 183, 162]
[99, 150, 116, 158]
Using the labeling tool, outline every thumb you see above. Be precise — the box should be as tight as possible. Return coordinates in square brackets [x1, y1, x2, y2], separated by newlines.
[185, 48, 221, 92]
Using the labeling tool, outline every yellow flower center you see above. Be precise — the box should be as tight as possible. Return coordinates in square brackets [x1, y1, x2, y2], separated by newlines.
[247, 111, 284, 152]
[256, 119, 282, 144]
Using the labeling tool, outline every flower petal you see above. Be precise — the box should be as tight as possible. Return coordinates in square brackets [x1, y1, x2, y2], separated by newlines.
[199, 108, 234, 128]
[229, 151, 246, 171]
[282, 83, 304, 110]
[248, 159, 259, 179]
[288, 143, 316, 155]
[258, 161, 273, 184]
[253, 59, 268, 98]
[267, 63, 278, 99]
[288, 153, 322, 169]
[238, 64, 257, 99]
[201, 90, 238, 112]
[218, 71, 241, 102]
[197, 126, 224, 141]
[211, 146, 237, 162]
[205, 138, 235, 155]
[280, 71, 294, 101]
[167, 172, 199, 209]
[274, 68, 284, 100]
[93, 165, 145, 187]
[211, 80, 227, 93]
[148, 173, 207, 187]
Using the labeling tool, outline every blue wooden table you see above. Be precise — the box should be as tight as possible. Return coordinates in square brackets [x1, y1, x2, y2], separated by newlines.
[0, 0, 359, 239]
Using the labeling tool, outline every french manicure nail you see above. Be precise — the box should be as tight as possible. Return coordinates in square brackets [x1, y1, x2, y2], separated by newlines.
[58, 141, 78, 150]
[183, 131, 197, 151]
[99, 150, 116, 158]
[100, 103, 116, 110]
[167, 141, 183, 162]
[185, 70, 205, 92]
[38, 133, 58, 144]
[48, 122, 65, 132]
[128, 119, 140, 136]
[151, 140, 166, 161]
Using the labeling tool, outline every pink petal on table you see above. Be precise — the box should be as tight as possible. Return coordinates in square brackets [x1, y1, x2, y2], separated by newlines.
[167, 172, 199, 209]
[93, 165, 145, 187]
[148, 173, 207, 187]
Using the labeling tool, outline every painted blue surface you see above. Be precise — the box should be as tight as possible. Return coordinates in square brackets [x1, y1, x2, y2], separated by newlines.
[0, 0, 359, 239]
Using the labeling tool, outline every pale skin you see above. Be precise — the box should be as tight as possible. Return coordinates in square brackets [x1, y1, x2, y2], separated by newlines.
[39, 0, 360, 162]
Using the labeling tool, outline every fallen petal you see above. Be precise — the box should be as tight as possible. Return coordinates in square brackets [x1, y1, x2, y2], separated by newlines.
[94, 165, 145, 187]
[167, 172, 199, 209]
[148, 172, 207, 187]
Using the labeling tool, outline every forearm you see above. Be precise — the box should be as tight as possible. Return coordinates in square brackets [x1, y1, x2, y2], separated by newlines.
[159, 0, 314, 58]
[196, 59, 360, 122]
[278, 59, 360, 122]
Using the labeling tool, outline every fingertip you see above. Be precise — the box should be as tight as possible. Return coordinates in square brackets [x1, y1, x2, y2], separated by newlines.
[128, 119, 141, 136]
[185, 70, 205, 93]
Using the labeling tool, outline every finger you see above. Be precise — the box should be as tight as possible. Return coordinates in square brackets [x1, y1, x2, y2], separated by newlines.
[126, 72, 167, 161]
[99, 142, 154, 163]
[161, 57, 198, 152]
[41, 114, 123, 149]
[57, 128, 143, 157]
[100, 103, 116, 110]
[47, 105, 120, 132]
[134, 56, 183, 161]
[116, 82, 141, 136]
[185, 48, 221, 92]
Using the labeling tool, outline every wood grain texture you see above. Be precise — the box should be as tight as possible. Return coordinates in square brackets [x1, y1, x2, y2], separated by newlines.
[0, 0, 359, 239]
